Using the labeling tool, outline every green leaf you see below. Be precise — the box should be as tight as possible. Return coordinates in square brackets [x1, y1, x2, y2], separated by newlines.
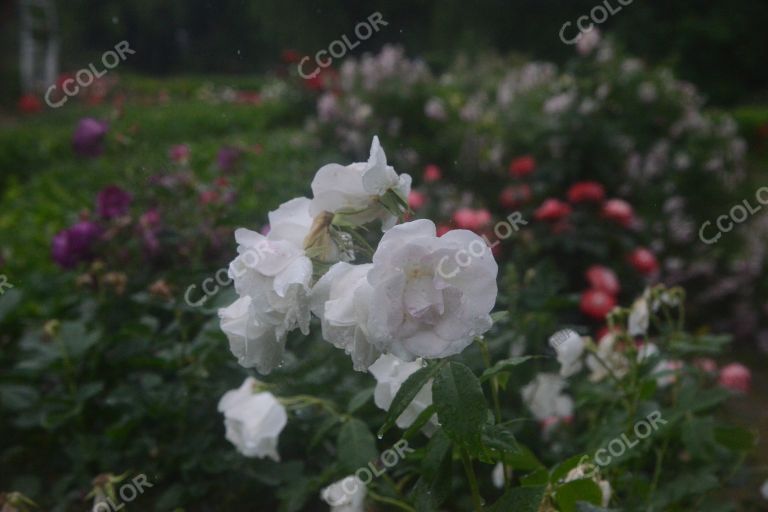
[0, 288, 22, 324]
[433, 362, 489, 450]
[520, 469, 549, 486]
[309, 416, 339, 449]
[411, 430, 453, 511]
[346, 387, 374, 414]
[0, 384, 39, 411]
[58, 321, 100, 359]
[480, 423, 543, 470]
[713, 425, 756, 451]
[480, 356, 539, 382]
[553, 479, 604, 512]
[378, 361, 445, 438]
[338, 418, 378, 472]
[490, 310, 510, 323]
[486, 485, 546, 512]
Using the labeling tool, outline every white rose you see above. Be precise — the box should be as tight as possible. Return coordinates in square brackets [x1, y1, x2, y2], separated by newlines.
[628, 290, 650, 336]
[321, 475, 366, 512]
[220, 197, 314, 373]
[369, 354, 437, 432]
[549, 328, 584, 377]
[366, 219, 498, 360]
[217, 377, 287, 461]
[586, 333, 629, 382]
[219, 296, 286, 373]
[492, 462, 506, 489]
[310, 136, 411, 230]
[310, 262, 380, 371]
[521, 373, 574, 421]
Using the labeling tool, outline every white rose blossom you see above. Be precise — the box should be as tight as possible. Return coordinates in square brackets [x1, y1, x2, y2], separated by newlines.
[549, 328, 585, 377]
[369, 354, 437, 432]
[219, 197, 314, 374]
[521, 373, 574, 422]
[310, 262, 380, 371]
[310, 136, 411, 231]
[217, 377, 287, 461]
[366, 219, 498, 360]
[586, 333, 630, 382]
[628, 290, 650, 337]
[321, 475, 366, 512]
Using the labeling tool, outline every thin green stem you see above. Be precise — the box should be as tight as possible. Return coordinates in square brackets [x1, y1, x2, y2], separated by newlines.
[367, 489, 416, 512]
[477, 338, 508, 489]
[461, 447, 484, 512]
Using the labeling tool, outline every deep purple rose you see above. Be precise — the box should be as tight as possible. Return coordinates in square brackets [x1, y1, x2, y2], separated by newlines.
[72, 118, 109, 157]
[97, 185, 133, 219]
[217, 146, 241, 172]
[51, 220, 101, 268]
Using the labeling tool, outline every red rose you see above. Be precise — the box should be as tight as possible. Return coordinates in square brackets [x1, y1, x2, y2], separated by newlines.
[408, 190, 426, 210]
[567, 181, 606, 203]
[585, 265, 620, 295]
[602, 199, 634, 227]
[508, 155, 536, 178]
[281, 49, 301, 63]
[18, 93, 42, 114]
[499, 184, 532, 209]
[580, 288, 617, 319]
[423, 164, 442, 183]
[436, 224, 452, 237]
[718, 363, 751, 393]
[534, 199, 572, 222]
[452, 208, 492, 232]
[628, 248, 658, 275]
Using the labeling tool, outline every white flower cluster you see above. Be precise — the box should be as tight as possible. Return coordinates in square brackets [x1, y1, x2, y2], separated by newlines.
[522, 288, 683, 429]
[219, 135, 498, 375]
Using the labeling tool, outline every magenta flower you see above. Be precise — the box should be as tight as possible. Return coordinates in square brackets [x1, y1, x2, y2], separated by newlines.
[169, 144, 190, 164]
[97, 185, 133, 219]
[51, 220, 101, 268]
[139, 209, 162, 255]
[217, 146, 241, 172]
[72, 118, 109, 157]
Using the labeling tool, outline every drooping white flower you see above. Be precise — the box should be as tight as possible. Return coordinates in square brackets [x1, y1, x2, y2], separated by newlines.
[321, 475, 366, 512]
[369, 354, 437, 431]
[628, 290, 650, 336]
[521, 373, 574, 421]
[310, 262, 380, 371]
[549, 329, 584, 377]
[217, 377, 287, 461]
[220, 197, 314, 374]
[586, 333, 630, 382]
[761, 479, 768, 500]
[492, 463, 506, 489]
[366, 219, 498, 360]
[310, 136, 411, 231]
[220, 297, 286, 373]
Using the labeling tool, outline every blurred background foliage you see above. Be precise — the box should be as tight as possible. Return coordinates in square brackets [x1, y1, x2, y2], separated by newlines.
[2, 0, 768, 105]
